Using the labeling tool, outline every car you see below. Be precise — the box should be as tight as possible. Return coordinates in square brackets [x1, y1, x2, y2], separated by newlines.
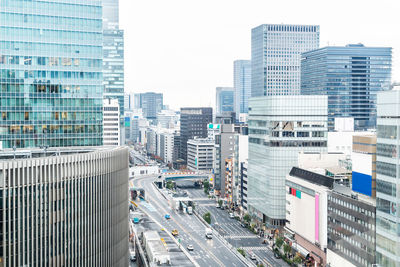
[165, 214, 171, 219]
[240, 223, 247, 228]
[215, 204, 220, 208]
[274, 253, 281, 259]
[187, 244, 194, 251]
[171, 229, 179, 236]
[250, 253, 257, 260]
[229, 213, 235, 219]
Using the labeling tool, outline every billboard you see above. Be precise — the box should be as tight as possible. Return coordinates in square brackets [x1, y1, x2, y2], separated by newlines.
[124, 117, 130, 127]
[352, 152, 372, 196]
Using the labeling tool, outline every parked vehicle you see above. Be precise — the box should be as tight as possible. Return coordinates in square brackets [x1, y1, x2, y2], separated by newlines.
[229, 213, 235, 219]
[187, 206, 193, 215]
[133, 217, 139, 224]
[250, 253, 257, 260]
[187, 244, 194, 251]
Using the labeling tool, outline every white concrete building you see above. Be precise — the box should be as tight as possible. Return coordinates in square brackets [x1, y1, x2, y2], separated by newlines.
[286, 167, 332, 266]
[187, 137, 214, 171]
[103, 98, 121, 146]
[159, 131, 175, 164]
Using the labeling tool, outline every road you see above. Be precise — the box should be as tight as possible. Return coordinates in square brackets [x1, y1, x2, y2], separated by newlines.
[131, 175, 248, 267]
[185, 185, 289, 267]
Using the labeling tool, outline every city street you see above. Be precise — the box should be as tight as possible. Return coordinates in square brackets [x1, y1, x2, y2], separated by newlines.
[183, 184, 289, 267]
[131, 175, 249, 267]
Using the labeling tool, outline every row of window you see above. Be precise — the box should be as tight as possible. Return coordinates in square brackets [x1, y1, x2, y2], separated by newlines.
[1, 70, 102, 80]
[0, 124, 102, 135]
[1, 111, 101, 121]
[0, 55, 101, 68]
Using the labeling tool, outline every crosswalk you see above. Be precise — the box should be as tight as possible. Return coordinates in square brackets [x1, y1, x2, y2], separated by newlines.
[140, 201, 157, 212]
[241, 246, 270, 251]
[225, 235, 259, 239]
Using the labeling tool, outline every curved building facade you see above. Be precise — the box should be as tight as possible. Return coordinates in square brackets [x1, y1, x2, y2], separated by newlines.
[0, 146, 129, 266]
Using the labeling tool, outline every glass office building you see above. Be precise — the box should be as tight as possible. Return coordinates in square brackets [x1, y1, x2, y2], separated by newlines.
[301, 44, 392, 131]
[251, 24, 319, 97]
[233, 60, 251, 119]
[0, 0, 103, 148]
[248, 95, 327, 227]
[216, 87, 234, 115]
[375, 89, 400, 267]
[103, 29, 124, 115]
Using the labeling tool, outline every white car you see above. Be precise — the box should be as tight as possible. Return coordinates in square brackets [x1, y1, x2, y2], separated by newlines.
[250, 253, 257, 260]
[187, 244, 194, 251]
[229, 213, 235, 219]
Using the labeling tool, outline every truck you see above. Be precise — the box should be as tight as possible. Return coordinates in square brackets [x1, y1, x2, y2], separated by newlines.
[205, 228, 212, 239]
[187, 206, 193, 215]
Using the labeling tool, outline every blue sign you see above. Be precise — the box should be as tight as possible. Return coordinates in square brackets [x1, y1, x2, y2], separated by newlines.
[352, 171, 372, 197]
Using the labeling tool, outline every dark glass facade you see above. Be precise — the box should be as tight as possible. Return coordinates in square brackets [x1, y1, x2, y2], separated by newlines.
[301, 44, 392, 131]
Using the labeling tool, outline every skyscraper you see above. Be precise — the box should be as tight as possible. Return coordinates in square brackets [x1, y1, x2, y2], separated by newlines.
[234, 60, 251, 119]
[248, 95, 327, 227]
[216, 87, 234, 116]
[301, 44, 392, 130]
[251, 24, 319, 97]
[134, 92, 163, 120]
[179, 107, 212, 162]
[376, 89, 400, 267]
[0, 0, 103, 148]
[102, 0, 124, 115]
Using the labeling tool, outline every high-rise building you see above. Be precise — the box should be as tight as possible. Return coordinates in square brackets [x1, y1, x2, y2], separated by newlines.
[0, 0, 103, 149]
[103, 98, 120, 146]
[248, 95, 327, 227]
[0, 146, 129, 266]
[376, 89, 400, 267]
[102, 0, 124, 116]
[102, 0, 119, 29]
[251, 24, 319, 97]
[124, 93, 135, 112]
[134, 93, 163, 120]
[216, 87, 234, 116]
[159, 131, 175, 164]
[301, 44, 392, 130]
[103, 29, 124, 115]
[179, 107, 212, 163]
[234, 60, 251, 119]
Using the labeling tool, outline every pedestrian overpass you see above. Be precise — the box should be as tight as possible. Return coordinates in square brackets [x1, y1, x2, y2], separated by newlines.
[162, 171, 211, 181]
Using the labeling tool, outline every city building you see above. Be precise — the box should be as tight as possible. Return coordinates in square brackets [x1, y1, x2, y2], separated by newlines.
[134, 93, 163, 120]
[159, 131, 175, 164]
[102, 0, 119, 29]
[240, 161, 249, 212]
[301, 44, 392, 130]
[214, 124, 238, 197]
[187, 137, 214, 171]
[103, 29, 124, 115]
[352, 134, 377, 197]
[215, 111, 236, 124]
[248, 95, 328, 227]
[375, 89, 400, 266]
[146, 127, 157, 156]
[0, 146, 129, 266]
[225, 158, 235, 205]
[124, 92, 135, 112]
[207, 123, 221, 139]
[179, 107, 213, 163]
[286, 167, 333, 266]
[216, 87, 234, 116]
[234, 60, 251, 120]
[251, 24, 319, 97]
[103, 98, 121, 146]
[327, 184, 376, 267]
[157, 109, 179, 129]
[0, 0, 103, 148]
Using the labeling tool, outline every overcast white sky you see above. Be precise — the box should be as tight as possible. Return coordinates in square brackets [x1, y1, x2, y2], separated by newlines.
[120, 0, 400, 110]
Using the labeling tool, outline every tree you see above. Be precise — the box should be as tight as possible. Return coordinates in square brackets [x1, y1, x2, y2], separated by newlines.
[218, 199, 223, 207]
[293, 254, 302, 265]
[237, 248, 245, 257]
[275, 237, 284, 249]
[243, 213, 251, 224]
[283, 243, 291, 257]
[166, 181, 174, 190]
[257, 264, 264, 267]
[203, 180, 209, 190]
[203, 212, 211, 224]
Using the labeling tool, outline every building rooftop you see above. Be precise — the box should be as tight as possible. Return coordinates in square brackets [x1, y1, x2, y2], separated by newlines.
[0, 146, 123, 161]
[289, 167, 334, 189]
